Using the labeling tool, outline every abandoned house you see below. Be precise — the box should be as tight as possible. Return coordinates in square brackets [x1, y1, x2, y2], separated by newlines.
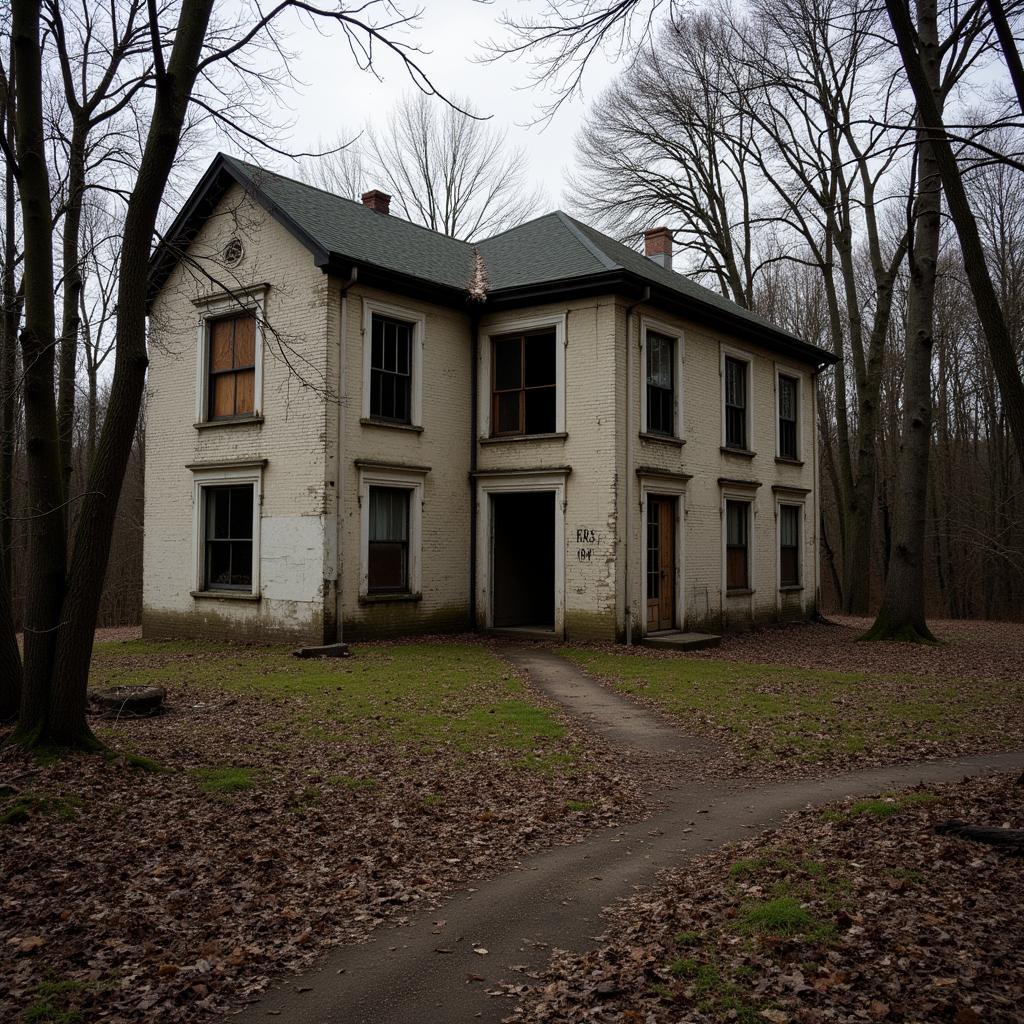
[143, 153, 837, 645]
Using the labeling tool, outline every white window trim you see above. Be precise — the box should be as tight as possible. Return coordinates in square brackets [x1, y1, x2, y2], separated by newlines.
[478, 312, 567, 438]
[358, 464, 426, 599]
[191, 463, 264, 596]
[720, 486, 757, 596]
[639, 315, 685, 440]
[775, 497, 806, 594]
[774, 363, 806, 461]
[474, 470, 567, 635]
[361, 298, 426, 428]
[638, 474, 688, 634]
[720, 344, 755, 451]
[194, 285, 267, 423]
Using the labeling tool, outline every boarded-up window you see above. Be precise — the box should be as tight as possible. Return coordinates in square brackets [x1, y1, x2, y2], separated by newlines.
[368, 487, 410, 593]
[726, 500, 749, 591]
[492, 329, 556, 436]
[780, 504, 801, 587]
[778, 374, 798, 459]
[204, 485, 254, 590]
[724, 357, 747, 449]
[208, 313, 256, 419]
[370, 315, 413, 423]
[646, 331, 675, 436]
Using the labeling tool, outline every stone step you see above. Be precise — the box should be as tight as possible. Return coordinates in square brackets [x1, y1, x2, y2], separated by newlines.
[640, 631, 722, 652]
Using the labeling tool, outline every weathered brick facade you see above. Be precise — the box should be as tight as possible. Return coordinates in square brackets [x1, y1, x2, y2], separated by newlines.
[145, 177, 822, 644]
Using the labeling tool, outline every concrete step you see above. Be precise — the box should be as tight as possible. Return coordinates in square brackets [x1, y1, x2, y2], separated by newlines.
[640, 631, 722, 652]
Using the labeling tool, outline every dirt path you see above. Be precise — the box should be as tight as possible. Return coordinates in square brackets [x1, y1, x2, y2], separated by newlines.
[229, 649, 1024, 1024]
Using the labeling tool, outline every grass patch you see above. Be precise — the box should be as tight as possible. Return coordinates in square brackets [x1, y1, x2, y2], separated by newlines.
[826, 791, 938, 822]
[735, 896, 825, 938]
[327, 774, 379, 791]
[1, 793, 83, 826]
[192, 766, 259, 795]
[674, 929, 701, 947]
[558, 647, 1016, 764]
[23, 978, 87, 1023]
[89, 641, 573, 772]
[565, 799, 593, 812]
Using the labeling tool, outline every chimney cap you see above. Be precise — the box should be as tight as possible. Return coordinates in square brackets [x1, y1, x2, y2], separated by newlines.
[361, 189, 391, 214]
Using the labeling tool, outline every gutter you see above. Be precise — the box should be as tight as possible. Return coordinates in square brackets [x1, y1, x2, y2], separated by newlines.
[623, 286, 651, 646]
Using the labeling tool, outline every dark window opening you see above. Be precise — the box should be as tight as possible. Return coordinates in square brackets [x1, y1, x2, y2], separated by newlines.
[492, 329, 557, 436]
[646, 331, 675, 436]
[724, 356, 748, 449]
[204, 485, 254, 590]
[780, 504, 801, 587]
[208, 313, 256, 419]
[370, 314, 413, 423]
[726, 499, 749, 591]
[368, 487, 410, 593]
[778, 374, 798, 459]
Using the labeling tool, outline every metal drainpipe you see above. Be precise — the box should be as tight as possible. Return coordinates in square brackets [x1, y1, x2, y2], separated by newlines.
[334, 266, 358, 644]
[469, 311, 480, 630]
[623, 286, 651, 646]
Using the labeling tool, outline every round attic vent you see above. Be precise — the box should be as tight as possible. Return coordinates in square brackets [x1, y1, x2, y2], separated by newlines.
[222, 237, 244, 268]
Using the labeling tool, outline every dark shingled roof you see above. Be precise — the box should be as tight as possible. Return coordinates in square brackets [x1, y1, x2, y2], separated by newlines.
[150, 154, 835, 367]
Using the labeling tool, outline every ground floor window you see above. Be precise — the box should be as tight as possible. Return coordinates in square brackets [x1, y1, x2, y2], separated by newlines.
[203, 484, 254, 590]
[726, 499, 750, 591]
[779, 504, 801, 587]
[368, 486, 410, 593]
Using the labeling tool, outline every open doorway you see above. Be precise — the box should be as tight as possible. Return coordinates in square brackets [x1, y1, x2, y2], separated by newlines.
[491, 491, 555, 630]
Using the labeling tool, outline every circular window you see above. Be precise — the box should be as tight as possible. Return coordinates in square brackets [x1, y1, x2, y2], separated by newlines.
[222, 238, 244, 268]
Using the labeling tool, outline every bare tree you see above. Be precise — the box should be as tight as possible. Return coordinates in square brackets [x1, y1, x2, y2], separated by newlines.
[304, 92, 547, 239]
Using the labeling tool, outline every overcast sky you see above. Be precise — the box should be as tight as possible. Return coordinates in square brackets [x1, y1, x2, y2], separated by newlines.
[207, 0, 620, 213]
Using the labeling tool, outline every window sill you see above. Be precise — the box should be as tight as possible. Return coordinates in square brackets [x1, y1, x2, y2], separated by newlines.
[721, 446, 756, 459]
[775, 456, 804, 467]
[190, 589, 260, 602]
[480, 432, 568, 445]
[779, 584, 804, 593]
[639, 432, 685, 448]
[360, 417, 424, 434]
[359, 591, 423, 605]
[194, 415, 264, 430]
[725, 588, 755, 597]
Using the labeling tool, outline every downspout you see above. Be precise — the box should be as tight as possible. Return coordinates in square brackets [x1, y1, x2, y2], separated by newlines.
[812, 366, 821, 619]
[469, 311, 480, 630]
[334, 266, 358, 644]
[623, 286, 651, 646]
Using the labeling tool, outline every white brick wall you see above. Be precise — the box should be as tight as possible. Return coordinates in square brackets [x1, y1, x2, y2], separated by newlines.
[145, 197, 821, 644]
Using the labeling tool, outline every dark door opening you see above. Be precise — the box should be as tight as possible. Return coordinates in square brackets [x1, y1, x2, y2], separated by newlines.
[491, 491, 555, 629]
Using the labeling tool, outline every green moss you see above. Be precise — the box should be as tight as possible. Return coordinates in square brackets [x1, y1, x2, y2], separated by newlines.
[192, 766, 259, 795]
[1, 793, 84, 826]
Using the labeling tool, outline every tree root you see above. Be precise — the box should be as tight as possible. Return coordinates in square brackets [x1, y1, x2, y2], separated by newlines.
[935, 819, 1024, 854]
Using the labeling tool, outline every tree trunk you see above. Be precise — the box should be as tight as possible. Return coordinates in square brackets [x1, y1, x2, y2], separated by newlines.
[865, 0, 942, 642]
[11, 0, 69, 744]
[1, 35, 18, 600]
[885, 0, 1024, 478]
[45, 0, 216, 746]
[0, 536, 20, 720]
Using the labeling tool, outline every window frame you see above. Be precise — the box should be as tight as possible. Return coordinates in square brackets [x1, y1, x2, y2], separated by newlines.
[367, 486, 412, 594]
[777, 500, 804, 590]
[194, 285, 267, 425]
[479, 313, 566, 439]
[720, 346, 754, 452]
[361, 298, 425, 429]
[719, 483, 759, 596]
[774, 365, 805, 462]
[357, 463, 426, 602]
[490, 328, 558, 437]
[640, 316, 684, 441]
[724, 499, 751, 592]
[206, 312, 257, 421]
[190, 462, 264, 598]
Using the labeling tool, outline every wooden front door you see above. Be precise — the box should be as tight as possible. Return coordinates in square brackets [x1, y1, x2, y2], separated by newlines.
[646, 496, 676, 632]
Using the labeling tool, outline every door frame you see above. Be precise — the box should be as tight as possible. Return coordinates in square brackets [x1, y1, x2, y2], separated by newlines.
[474, 469, 567, 636]
[638, 473, 688, 635]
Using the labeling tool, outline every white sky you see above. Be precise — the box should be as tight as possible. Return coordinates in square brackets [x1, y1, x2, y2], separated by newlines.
[203, 0, 620, 211]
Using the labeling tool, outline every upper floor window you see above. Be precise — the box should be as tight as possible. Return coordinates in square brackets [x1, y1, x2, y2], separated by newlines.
[370, 314, 413, 424]
[725, 499, 750, 591]
[724, 356, 748, 450]
[778, 374, 799, 460]
[208, 313, 256, 419]
[646, 331, 675, 436]
[203, 484, 254, 591]
[491, 329, 556, 436]
[779, 504, 801, 587]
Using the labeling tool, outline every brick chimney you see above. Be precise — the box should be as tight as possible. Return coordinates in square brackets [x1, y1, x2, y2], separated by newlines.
[644, 226, 673, 270]
[361, 189, 391, 215]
